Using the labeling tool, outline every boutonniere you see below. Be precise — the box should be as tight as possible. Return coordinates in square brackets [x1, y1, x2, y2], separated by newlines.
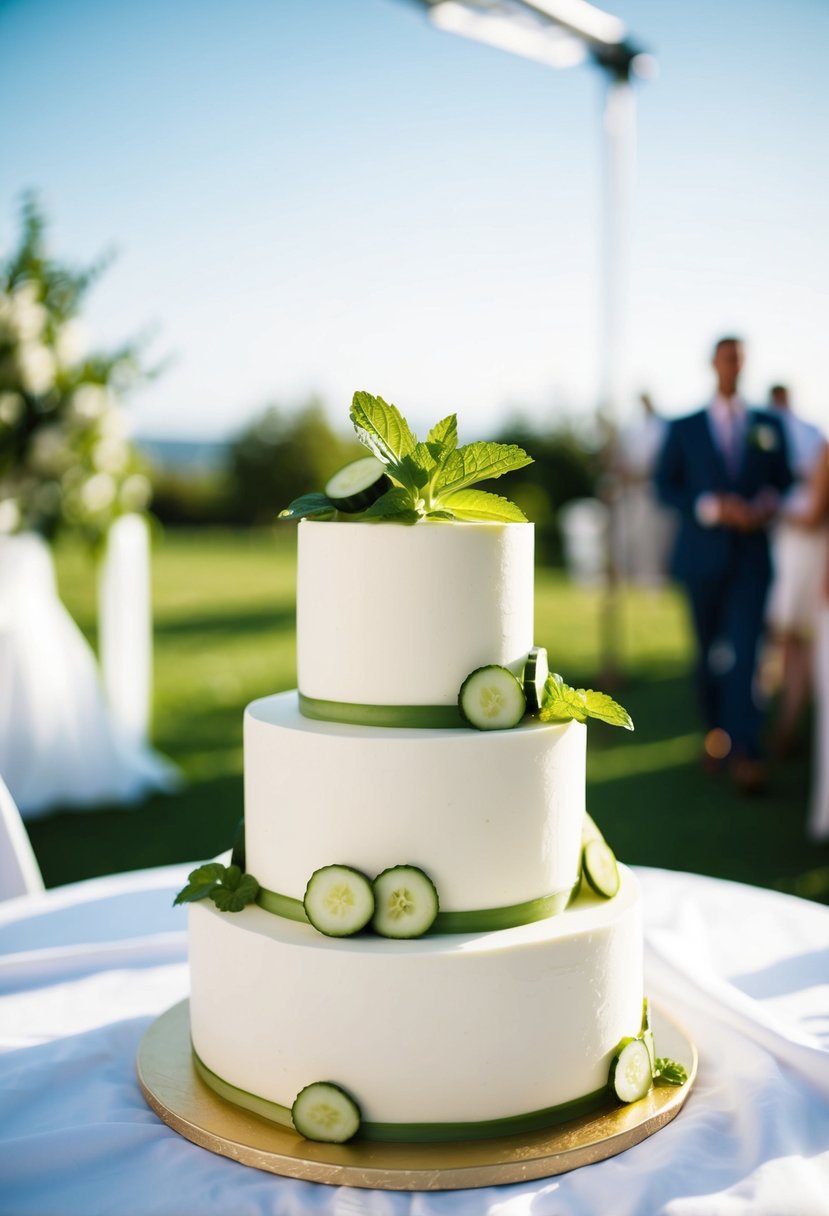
[748, 423, 779, 453]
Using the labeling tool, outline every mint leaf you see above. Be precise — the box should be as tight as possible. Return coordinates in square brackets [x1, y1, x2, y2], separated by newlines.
[211, 872, 260, 913]
[440, 488, 528, 523]
[538, 673, 588, 724]
[538, 674, 634, 731]
[278, 492, 336, 521]
[220, 864, 243, 889]
[397, 441, 439, 492]
[583, 689, 634, 731]
[361, 486, 420, 521]
[173, 862, 226, 906]
[350, 391, 417, 467]
[426, 414, 458, 452]
[654, 1058, 688, 1086]
[174, 862, 260, 913]
[435, 441, 532, 496]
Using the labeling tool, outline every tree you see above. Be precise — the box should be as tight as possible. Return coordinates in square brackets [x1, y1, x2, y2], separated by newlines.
[226, 399, 361, 525]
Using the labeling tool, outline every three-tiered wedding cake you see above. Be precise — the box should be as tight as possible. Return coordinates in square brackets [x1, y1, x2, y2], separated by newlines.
[187, 515, 645, 1143]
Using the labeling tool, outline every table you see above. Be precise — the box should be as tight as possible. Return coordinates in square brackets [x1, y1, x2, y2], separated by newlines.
[1, 865, 828, 1216]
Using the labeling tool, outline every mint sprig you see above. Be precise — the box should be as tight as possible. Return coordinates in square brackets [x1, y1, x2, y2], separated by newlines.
[654, 1058, 689, 1086]
[278, 391, 533, 523]
[539, 673, 634, 731]
[351, 393, 532, 521]
[173, 863, 260, 914]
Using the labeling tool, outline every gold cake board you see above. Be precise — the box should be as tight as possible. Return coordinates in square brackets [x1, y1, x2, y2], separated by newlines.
[137, 1000, 697, 1191]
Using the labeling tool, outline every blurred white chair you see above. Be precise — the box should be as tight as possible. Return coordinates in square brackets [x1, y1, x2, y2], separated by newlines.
[560, 498, 609, 586]
[0, 773, 44, 901]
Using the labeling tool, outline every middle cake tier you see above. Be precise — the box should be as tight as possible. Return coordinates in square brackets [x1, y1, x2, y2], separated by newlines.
[245, 691, 586, 915]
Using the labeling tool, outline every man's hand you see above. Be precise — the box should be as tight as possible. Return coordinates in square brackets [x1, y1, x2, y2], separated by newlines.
[717, 494, 758, 531]
[716, 491, 778, 532]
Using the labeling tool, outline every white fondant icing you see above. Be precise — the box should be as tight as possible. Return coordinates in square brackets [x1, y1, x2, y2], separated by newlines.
[189, 867, 643, 1125]
[245, 691, 586, 910]
[296, 520, 534, 706]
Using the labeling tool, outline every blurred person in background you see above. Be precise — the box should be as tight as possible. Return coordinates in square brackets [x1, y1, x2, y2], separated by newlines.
[655, 337, 792, 794]
[764, 385, 826, 758]
[612, 392, 676, 588]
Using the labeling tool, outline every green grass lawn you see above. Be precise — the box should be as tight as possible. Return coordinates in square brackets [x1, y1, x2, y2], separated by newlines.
[24, 528, 828, 905]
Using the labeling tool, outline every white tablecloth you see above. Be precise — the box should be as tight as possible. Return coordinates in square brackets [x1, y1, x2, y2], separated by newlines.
[1, 866, 828, 1216]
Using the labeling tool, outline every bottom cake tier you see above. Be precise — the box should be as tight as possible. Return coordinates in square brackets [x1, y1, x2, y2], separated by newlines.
[188, 866, 643, 1142]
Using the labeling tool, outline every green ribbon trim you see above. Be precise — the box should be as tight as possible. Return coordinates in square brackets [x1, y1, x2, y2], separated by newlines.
[193, 1050, 293, 1130]
[433, 884, 575, 932]
[255, 880, 578, 934]
[256, 887, 310, 924]
[192, 1048, 610, 1143]
[298, 692, 465, 729]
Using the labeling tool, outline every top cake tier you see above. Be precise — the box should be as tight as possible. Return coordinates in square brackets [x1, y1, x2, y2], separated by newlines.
[296, 519, 534, 711]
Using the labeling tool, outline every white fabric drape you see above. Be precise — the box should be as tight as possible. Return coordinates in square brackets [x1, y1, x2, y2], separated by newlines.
[0, 531, 178, 819]
[0, 866, 827, 1215]
[0, 774, 44, 900]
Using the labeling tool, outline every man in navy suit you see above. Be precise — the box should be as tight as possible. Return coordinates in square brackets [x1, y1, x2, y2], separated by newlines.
[655, 337, 792, 792]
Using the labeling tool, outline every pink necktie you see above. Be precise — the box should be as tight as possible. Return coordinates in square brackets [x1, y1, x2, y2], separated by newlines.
[722, 407, 741, 478]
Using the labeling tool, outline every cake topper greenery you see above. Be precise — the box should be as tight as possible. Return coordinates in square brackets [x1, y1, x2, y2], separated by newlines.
[279, 391, 533, 524]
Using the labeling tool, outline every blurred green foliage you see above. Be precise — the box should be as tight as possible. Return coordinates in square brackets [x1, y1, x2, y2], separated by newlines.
[225, 399, 362, 525]
[489, 416, 600, 564]
[150, 402, 600, 562]
[150, 468, 232, 527]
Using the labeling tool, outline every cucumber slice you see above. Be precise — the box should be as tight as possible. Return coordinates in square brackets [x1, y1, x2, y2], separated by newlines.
[458, 665, 526, 731]
[582, 838, 620, 899]
[372, 865, 439, 938]
[523, 647, 549, 714]
[324, 456, 390, 513]
[609, 1037, 654, 1104]
[640, 997, 656, 1073]
[582, 812, 604, 846]
[291, 1081, 361, 1143]
[303, 865, 375, 937]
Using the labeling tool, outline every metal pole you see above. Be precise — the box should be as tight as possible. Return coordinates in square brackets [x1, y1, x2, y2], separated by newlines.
[597, 68, 635, 685]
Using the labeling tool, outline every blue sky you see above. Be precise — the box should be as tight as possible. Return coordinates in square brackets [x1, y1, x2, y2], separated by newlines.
[2, 0, 828, 439]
